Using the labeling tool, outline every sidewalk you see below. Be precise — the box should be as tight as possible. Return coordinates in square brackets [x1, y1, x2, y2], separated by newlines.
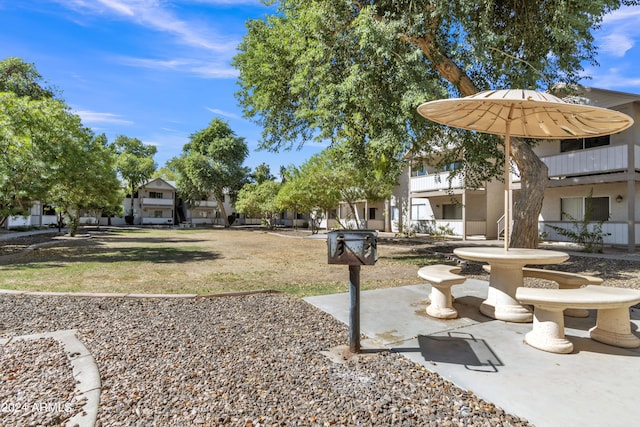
[0, 228, 66, 240]
[304, 280, 640, 427]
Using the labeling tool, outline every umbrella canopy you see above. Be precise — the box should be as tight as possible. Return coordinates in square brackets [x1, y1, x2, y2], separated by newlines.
[417, 89, 634, 249]
[417, 89, 633, 139]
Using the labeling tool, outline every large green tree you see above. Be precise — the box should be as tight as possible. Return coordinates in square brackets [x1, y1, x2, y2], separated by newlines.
[317, 144, 400, 228]
[172, 118, 249, 228]
[0, 57, 60, 226]
[113, 135, 157, 222]
[235, 180, 281, 229]
[0, 92, 59, 226]
[234, 0, 637, 247]
[1, 57, 122, 233]
[48, 132, 122, 236]
[276, 165, 318, 231]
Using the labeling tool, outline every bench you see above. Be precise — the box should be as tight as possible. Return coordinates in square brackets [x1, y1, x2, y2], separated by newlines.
[483, 265, 603, 317]
[417, 265, 466, 319]
[516, 285, 640, 354]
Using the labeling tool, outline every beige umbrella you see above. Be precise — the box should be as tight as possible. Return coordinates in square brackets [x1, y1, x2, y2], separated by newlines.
[417, 89, 634, 250]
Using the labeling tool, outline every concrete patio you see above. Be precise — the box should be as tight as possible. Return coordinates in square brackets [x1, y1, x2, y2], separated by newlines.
[304, 279, 640, 427]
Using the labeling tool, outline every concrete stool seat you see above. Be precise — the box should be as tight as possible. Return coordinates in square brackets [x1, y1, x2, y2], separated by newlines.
[516, 285, 640, 353]
[484, 265, 603, 317]
[418, 264, 466, 319]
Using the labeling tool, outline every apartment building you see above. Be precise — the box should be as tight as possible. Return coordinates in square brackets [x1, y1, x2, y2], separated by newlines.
[401, 87, 640, 250]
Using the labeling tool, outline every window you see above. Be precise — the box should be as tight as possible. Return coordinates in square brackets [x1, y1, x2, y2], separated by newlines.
[42, 205, 56, 215]
[369, 208, 377, 220]
[442, 161, 462, 172]
[443, 203, 462, 220]
[412, 163, 427, 177]
[560, 135, 610, 152]
[149, 191, 164, 199]
[391, 207, 398, 222]
[153, 210, 163, 218]
[561, 196, 609, 221]
[411, 203, 428, 220]
[586, 197, 610, 221]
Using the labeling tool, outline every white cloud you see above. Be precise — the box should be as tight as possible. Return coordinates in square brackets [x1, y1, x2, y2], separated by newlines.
[57, 0, 238, 53]
[98, 0, 135, 16]
[190, 65, 239, 79]
[141, 133, 189, 164]
[113, 55, 238, 78]
[598, 33, 634, 58]
[596, 5, 640, 58]
[206, 108, 240, 119]
[602, 6, 640, 24]
[114, 56, 190, 70]
[75, 110, 134, 125]
[187, 0, 264, 4]
[581, 64, 640, 90]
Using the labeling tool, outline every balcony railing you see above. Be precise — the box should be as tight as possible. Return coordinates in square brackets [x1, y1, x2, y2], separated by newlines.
[411, 219, 486, 237]
[410, 171, 464, 193]
[193, 200, 218, 208]
[540, 221, 628, 245]
[541, 145, 628, 178]
[141, 197, 173, 206]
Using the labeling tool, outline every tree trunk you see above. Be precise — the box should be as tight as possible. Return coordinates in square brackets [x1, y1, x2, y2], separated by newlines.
[407, 33, 548, 249]
[384, 199, 391, 232]
[130, 184, 136, 217]
[217, 196, 230, 228]
[348, 201, 362, 229]
[509, 138, 548, 248]
[68, 214, 79, 237]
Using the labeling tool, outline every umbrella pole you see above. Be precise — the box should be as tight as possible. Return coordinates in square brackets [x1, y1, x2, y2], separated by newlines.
[504, 120, 512, 251]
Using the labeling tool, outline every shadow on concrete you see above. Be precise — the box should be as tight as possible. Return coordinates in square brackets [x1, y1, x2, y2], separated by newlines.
[390, 331, 503, 373]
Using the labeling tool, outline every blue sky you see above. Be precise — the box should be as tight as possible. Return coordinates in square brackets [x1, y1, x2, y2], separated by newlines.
[1, 1, 640, 175]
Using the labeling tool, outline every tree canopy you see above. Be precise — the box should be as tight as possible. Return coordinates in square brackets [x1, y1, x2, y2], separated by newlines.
[0, 56, 56, 100]
[1, 57, 121, 232]
[234, 0, 637, 246]
[0, 92, 62, 225]
[235, 180, 281, 229]
[48, 132, 122, 235]
[114, 135, 157, 220]
[172, 118, 249, 227]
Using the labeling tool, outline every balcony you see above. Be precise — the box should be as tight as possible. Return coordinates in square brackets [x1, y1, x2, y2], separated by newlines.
[410, 172, 464, 193]
[141, 197, 174, 207]
[193, 200, 218, 208]
[541, 145, 630, 179]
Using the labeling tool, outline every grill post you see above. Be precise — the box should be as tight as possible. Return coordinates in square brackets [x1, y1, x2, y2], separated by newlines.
[349, 264, 361, 353]
[326, 230, 377, 354]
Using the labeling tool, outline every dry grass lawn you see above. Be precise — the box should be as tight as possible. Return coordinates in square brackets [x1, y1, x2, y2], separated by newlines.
[0, 228, 438, 297]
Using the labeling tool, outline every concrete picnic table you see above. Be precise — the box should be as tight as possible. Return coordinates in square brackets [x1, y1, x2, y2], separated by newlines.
[453, 247, 570, 322]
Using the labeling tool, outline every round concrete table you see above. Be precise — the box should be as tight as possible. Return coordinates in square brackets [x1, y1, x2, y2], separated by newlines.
[453, 247, 570, 322]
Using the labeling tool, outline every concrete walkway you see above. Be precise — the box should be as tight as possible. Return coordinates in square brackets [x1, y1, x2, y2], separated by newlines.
[305, 280, 640, 427]
[0, 228, 66, 240]
[1, 329, 100, 427]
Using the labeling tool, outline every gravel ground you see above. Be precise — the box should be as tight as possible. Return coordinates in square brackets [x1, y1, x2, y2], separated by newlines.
[0, 293, 531, 426]
[0, 337, 85, 425]
[2, 232, 639, 425]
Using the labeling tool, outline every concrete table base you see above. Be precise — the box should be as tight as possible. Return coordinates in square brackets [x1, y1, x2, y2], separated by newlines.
[453, 247, 569, 323]
[480, 263, 533, 323]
